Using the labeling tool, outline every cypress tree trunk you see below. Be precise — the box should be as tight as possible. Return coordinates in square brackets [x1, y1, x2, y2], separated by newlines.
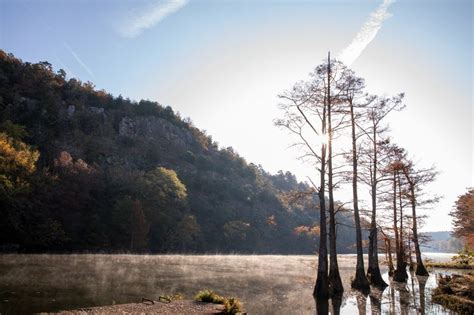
[394, 171, 408, 282]
[409, 184, 429, 276]
[392, 172, 399, 258]
[349, 98, 370, 291]
[315, 158, 329, 298]
[326, 53, 343, 296]
[367, 129, 387, 288]
[408, 231, 415, 271]
[385, 237, 395, 276]
[314, 106, 329, 298]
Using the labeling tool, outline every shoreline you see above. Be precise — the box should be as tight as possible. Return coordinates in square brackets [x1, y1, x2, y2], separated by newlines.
[48, 300, 225, 315]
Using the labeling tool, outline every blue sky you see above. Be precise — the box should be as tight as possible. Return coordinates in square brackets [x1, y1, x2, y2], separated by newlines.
[1, 0, 472, 231]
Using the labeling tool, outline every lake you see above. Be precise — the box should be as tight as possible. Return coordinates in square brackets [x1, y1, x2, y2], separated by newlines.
[0, 253, 460, 314]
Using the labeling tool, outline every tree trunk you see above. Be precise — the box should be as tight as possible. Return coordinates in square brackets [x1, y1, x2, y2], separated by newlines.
[326, 53, 343, 296]
[409, 184, 429, 276]
[393, 172, 400, 257]
[408, 230, 414, 271]
[394, 171, 408, 282]
[349, 99, 370, 291]
[314, 106, 329, 298]
[385, 237, 394, 276]
[367, 129, 387, 288]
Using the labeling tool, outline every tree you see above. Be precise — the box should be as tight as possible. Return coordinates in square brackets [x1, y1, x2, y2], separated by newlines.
[401, 162, 438, 276]
[0, 132, 39, 195]
[0, 132, 40, 244]
[130, 199, 149, 252]
[276, 59, 331, 298]
[341, 67, 370, 291]
[358, 95, 404, 287]
[170, 215, 201, 251]
[325, 54, 344, 296]
[450, 189, 474, 249]
[384, 145, 409, 282]
[143, 167, 187, 251]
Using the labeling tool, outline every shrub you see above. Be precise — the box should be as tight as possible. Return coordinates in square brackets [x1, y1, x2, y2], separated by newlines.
[194, 289, 225, 304]
[452, 247, 474, 265]
[223, 297, 242, 314]
[194, 290, 242, 314]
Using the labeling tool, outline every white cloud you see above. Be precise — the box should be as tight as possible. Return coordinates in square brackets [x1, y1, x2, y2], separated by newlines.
[120, 0, 189, 38]
[338, 0, 395, 65]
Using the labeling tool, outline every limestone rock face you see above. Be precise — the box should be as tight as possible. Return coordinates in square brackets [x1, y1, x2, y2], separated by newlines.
[119, 116, 194, 149]
[119, 117, 137, 137]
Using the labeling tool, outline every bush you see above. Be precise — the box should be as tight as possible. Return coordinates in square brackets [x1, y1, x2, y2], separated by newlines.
[452, 247, 474, 265]
[194, 290, 242, 314]
[223, 297, 242, 314]
[194, 289, 225, 304]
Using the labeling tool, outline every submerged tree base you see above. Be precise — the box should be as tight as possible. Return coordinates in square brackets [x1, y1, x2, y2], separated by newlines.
[415, 263, 429, 276]
[329, 268, 344, 296]
[351, 268, 370, 293]
[367, 266, 388, 288]
[314, 272, 330, 299]
[393, 262, 409, 282]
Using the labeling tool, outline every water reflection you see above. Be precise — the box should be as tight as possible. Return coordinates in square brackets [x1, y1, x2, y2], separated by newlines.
[315, 269, 459, 315]
[417, 275, 428, 315]
[314, 294, 342, 315]
[315, 297, 328, 315]
[369, 287, 383, 315]
[355, 291, 368, 315]
[331, 294, 342, 315]
[0, 254, 462, 314]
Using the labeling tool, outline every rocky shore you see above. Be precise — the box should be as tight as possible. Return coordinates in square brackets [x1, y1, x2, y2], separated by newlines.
[45, 300, 224, 315]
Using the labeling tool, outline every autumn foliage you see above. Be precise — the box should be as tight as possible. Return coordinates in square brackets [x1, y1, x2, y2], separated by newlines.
[451, 189, 474, 249]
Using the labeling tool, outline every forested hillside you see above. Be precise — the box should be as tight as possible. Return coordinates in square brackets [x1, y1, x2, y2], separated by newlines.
[0, 51, 359, 253]
[420, 231, 463, 253]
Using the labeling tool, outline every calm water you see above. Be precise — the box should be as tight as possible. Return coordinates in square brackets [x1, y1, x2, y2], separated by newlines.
[0, 254, 460, 314]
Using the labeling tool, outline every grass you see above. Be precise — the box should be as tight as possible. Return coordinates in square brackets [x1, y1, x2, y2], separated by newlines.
[194, 289, 243, 314]
[425, 262, 474, 269]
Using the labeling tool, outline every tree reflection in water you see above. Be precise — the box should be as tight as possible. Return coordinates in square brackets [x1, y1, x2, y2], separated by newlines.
[318, 271, 456, 314]
[314, 294, 343, 315]
[369, 287, 383, 314]
[417, 275, 429, 315]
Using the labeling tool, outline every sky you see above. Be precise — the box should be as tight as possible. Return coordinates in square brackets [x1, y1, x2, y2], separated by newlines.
[1, 0, 472, 232]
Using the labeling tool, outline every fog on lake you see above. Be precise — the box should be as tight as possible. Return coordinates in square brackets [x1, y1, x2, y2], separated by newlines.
[0, 254, 460, 314]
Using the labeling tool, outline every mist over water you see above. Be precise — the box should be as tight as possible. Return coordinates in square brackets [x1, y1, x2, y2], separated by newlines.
[0, 254, 459, 314]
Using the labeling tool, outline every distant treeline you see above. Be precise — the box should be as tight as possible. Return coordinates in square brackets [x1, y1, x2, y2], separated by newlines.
[0, 50, 361, 254]
[420, 231, 463, 253]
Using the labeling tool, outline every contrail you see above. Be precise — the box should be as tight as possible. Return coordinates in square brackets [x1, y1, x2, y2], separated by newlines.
[120, 0, 189, 38]
[64, 43, 96, 80]
[54, 54, 76, 79]
[339, 0, 395, 65]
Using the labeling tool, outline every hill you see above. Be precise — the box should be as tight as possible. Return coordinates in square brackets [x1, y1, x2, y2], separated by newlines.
[421, 231, 463, 253]
[0, 50, 359, 253]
